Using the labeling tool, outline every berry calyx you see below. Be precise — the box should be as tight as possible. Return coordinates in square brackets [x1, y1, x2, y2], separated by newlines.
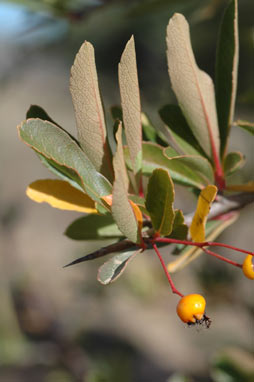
[242, 254, 254, 280]
[177, 294, 209, 326]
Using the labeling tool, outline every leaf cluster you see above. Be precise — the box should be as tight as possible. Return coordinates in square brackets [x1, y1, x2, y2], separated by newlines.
[18, 0, 253, 284]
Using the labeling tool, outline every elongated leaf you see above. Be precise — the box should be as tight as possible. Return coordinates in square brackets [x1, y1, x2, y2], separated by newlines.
[169, 209, 188, 240]
[97, 248, 142, 285]
[26, 107, 83, 190]
[166, 13, 220, 158]
[168, 213, 239, 272]
[64, 240, 135, 268]
[111, 105, 165, 146]
[216, 0, 239, 156]
[65, 214, 122, 240]
[190, 185, 217, 242]
[234, 120, 254, 136]
[145, 169, 175, 236]
[114, 123, 129, 191]
[163, 149, 214, 185]
[18, 119, 112, 204]
[27, 179, 97, 213]
[95, 201, 111, 215]
[141, 113, 166, 145]
[70, 41, 113, 179]
[37, 153, 84, 191]
[226, 182, 254, 192]
[26, 104, 79, 144]
[223, 151, 245, 176]
[159, 104, 205, 156]
[124, 142, 207, 189]
[101, 191, 143, 236]
[119, 36, 142, 176]
[112, 125, 141, 243]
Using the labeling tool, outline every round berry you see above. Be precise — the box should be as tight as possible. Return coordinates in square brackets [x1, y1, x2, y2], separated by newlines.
[177, 294, 206, 324]
[242, 254, 254, 280]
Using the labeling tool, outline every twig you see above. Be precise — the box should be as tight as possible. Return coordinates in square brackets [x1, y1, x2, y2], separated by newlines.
[64, 239, 136, 267]
[65, 192, 254, 268]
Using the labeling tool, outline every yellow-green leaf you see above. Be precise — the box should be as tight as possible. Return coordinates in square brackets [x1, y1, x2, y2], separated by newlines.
[234, 120, 254, 136]
[223, 151, 245, 176]
[26, 179, 97, 213]
[145, 168, 175, 236]
[226, 181, 254, 192]
[190, 185, 217, 242]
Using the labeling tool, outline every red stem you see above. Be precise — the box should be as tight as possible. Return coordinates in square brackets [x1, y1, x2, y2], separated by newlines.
[153, 237, 253, 256]
[205, 242, 253, 256]
[152, 243, 183, 297]
[138, 175, 144, 198]
[202, 247, 242, 268]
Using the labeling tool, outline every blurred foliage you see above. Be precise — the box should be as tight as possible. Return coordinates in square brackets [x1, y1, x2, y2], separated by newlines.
[3, 0, 103, 18]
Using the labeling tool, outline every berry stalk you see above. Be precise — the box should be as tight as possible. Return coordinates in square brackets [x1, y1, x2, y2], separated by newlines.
[152, 243, 183, 297]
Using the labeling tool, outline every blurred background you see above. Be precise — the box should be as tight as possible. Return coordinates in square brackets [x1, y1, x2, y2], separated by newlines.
[0, 0, 253, 381]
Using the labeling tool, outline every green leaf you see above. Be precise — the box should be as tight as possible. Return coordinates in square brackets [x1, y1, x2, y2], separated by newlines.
[26, 104, 79, 144]
[163, 149, 215, 185]
[18, 119, 112, 204]
[70, 41, 113, 180]
[145, 168, 175, 236]
[159, 104, 205, 156]
[125, 142, 210, 189]
[128, 194, 148, 215]
[216, 0, 239, 156]
[234, 120, 254, 136]
[166, 13, 220, 158]
[112, 124, 141, 243]
[119, 36, 142, 176]
[26, 106, 84, 190]
[168, 209, 188, 240]
[141, 113, 166, 146]
[37, 153, 84, 191]
[111, 106, 165, 146]
[97, 248, 142, 285]
[223, 151, 245, 176]
[65, 214, 122, 240]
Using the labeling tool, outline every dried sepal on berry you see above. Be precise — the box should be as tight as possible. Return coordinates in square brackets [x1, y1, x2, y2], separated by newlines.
[176, 294, 211, 328]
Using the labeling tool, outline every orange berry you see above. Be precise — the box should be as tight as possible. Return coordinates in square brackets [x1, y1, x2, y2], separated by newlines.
[242, 254, 254, 280]
[177, 294, 206, 324]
